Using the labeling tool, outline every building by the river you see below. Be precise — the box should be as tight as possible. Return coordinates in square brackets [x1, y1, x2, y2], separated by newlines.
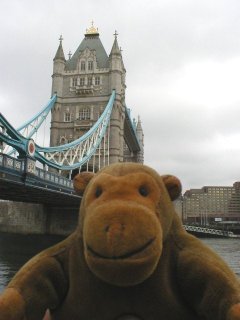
[183, 182, 240, 226]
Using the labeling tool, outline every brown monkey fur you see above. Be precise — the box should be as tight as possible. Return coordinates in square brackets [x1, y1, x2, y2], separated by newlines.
[0, 162, 239, 320]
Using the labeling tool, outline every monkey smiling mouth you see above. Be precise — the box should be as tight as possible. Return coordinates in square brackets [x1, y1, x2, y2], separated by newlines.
[87, 238, 155, 260]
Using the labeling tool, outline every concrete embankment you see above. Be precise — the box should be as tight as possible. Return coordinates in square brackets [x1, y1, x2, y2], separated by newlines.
[0, 200, 78, 236]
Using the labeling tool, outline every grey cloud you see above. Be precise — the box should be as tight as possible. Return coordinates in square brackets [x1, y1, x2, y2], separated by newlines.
[1, 0, 240, 192]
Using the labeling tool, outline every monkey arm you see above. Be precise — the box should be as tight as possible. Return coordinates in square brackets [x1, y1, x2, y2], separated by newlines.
[176, 236, 240, 320]
[0, 256, 68, 320]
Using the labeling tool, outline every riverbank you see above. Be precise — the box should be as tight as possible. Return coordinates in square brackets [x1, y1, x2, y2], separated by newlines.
[0, 200, 78, 235]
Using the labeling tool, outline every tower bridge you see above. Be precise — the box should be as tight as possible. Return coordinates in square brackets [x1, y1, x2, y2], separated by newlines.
[0, 24, 144, 234]
[1, 24, 238, 238]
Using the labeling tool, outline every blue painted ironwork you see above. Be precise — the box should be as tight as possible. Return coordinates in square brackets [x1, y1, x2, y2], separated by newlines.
[126, 108, 137, 133]
[0, 113, 29, 156]
[0, 152, 23, 173]
[124, 107, 141, 152]
[34, 90, 116, 170]
[0, 91, 116, 171]
[0, 152, 73, 190]
[5, 95, 57, 156]
[17, 94, 57, 138]
[38, 90, 115, 153]
[0, 152, 80, 207]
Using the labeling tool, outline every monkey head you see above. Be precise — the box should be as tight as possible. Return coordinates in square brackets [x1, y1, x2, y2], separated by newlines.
[73, 163, 181, 287]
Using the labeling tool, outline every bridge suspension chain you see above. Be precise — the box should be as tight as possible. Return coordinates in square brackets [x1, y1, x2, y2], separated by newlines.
[35, 90, 115, 171]
[3, 95, 57, 155]
[0, 91, 115, 172]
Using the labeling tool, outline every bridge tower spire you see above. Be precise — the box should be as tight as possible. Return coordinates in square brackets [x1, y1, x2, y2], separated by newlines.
[136, 116, 144, 163]
[108, 30, 126, 163]
[51, 35, 66, 148]
[52, 35, 66, 95]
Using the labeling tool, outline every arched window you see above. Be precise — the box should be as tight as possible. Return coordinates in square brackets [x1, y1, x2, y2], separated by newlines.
[60, 136, 67, 145]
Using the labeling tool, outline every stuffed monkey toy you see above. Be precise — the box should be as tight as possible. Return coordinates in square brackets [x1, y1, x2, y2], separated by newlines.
[0, 163, 239, 320]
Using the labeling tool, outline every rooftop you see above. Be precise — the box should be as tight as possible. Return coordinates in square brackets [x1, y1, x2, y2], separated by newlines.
[65, 22, 109, 70]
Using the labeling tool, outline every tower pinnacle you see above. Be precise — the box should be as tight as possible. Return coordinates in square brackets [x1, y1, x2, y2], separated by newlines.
[54, 35, 65, 61]
[110, 30, 121, 56]
[85, 21, 99, 36]
[59, 35, 63, 44]
[113, 30, 118, 39]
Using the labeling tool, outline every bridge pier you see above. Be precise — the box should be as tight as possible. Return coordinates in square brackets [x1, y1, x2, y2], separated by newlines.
[0, 201, 78, 236]
[44, 205, 78, 235]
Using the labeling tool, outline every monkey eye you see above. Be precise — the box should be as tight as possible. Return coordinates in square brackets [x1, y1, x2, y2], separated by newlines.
[95, 186, 103, 198]
[138, 185, 149, 197]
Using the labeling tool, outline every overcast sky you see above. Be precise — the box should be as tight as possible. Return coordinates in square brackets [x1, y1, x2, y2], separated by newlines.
[1, 0, 240, 192]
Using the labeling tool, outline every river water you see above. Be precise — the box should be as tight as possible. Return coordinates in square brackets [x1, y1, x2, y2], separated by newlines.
[0, 233, 65, 293]
[0, 233, 239, 293]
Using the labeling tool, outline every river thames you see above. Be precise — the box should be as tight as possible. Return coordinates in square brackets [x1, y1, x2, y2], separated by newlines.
[0, 233, 239, 293]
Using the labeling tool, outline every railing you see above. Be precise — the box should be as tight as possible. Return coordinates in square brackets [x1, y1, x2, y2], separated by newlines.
[183, 224, 238, 238]
[35, 167, 73, 188]
[0, 153, 24, 173]
[0, 152, 73, 189]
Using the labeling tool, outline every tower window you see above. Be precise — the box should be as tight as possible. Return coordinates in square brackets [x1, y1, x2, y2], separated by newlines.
[87, 77, 92, 86]
[88, 61, 93, 71]
[72, 78, 78, 87]
[64, 112, 71, 122]
[78, 108, 90, 120]
[60, 136, 67, 145]
[80, 77, 85, 86]
[81, 61, 86, 71]
[95, 76, 100, 85]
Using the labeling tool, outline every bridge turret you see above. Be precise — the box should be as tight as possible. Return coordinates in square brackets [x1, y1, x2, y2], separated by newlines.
[109, 31, 126, 96]
[136, 116, 144, 163]
[50, 36, 66, 148]
[108, 32, 126, 164]
[48, 25, 143, 167]
[52, 35, 66, 97]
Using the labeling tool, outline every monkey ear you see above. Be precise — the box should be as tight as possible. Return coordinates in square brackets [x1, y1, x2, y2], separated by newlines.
[73, 172, 95, 195]
[162, 175, 182, 201]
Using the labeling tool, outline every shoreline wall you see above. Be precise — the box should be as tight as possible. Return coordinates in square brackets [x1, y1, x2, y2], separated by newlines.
[0, 201, 78, 236]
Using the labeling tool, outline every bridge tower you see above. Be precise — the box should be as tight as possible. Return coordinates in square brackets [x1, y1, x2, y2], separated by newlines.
[50, 23, 143, 169]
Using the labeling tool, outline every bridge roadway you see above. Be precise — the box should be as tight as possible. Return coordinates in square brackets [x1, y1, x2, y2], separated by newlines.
[1, 151, 239, 238]
[0, 153, 81, 206]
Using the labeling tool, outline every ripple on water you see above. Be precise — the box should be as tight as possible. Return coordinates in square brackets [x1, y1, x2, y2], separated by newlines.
[201, 238, 240, 277]
[0, 234, 239, 293]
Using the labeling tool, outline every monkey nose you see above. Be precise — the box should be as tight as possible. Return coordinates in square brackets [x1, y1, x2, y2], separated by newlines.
[105, 222, 125, 245]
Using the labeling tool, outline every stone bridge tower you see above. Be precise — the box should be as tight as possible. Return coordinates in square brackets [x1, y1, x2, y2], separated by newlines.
[50, 23, 144, 168]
